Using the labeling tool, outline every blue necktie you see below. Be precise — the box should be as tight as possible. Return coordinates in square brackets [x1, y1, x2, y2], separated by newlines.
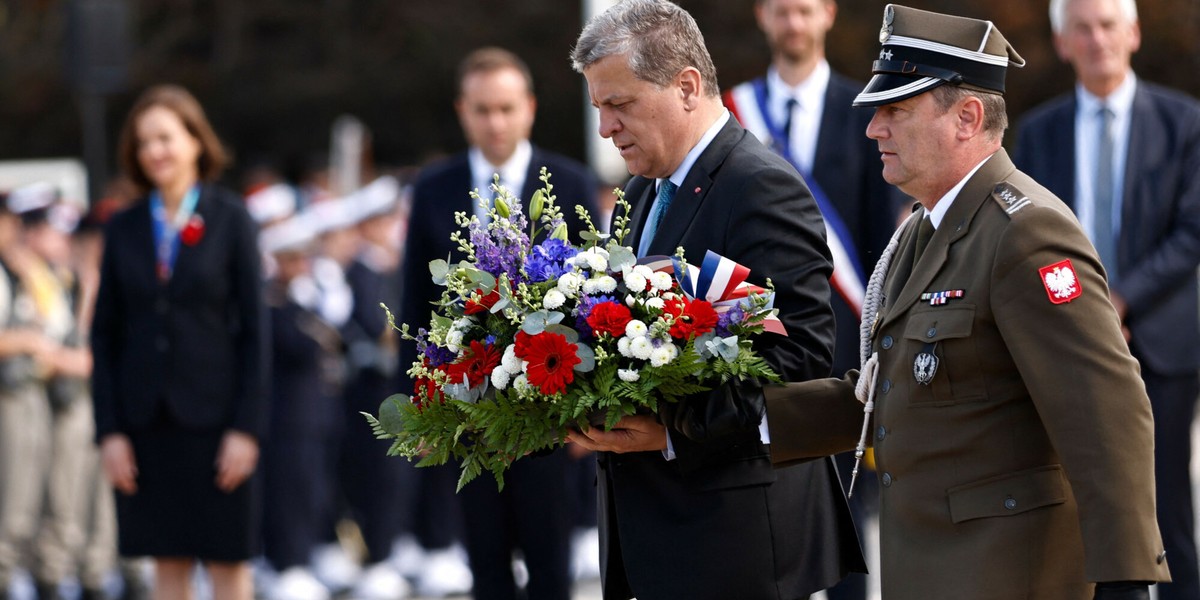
[1094, 106, 1117, 280]
[648, 178, 676, 242]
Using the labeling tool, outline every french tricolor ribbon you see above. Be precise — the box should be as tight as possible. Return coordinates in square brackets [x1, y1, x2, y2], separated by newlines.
[637, 251, 787, 336]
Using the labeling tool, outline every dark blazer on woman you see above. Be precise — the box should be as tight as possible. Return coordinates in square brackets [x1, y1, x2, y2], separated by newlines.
[91, 183, 269, 441]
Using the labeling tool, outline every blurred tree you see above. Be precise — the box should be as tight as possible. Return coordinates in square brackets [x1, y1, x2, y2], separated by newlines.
[0, 0, 1194, 195]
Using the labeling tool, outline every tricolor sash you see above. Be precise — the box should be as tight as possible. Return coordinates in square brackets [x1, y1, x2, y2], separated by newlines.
[724, 78, 867, 316]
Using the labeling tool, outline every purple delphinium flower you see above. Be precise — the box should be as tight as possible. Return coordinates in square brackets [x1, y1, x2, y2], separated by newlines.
[524, 238, 579, 283]
[468, 205, 530, 282]
[417, 328, 457, 367]
[715, 304, 745, 338]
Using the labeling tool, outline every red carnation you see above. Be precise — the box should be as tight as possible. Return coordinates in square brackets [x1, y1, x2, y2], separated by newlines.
[586, 301, 633, 338]
[518, 331, 581, 395]
[667, 297, 719, 339]
[445, 340, 502, 389]
[464, 288, 501, 315]
[181, 214, 205, 246]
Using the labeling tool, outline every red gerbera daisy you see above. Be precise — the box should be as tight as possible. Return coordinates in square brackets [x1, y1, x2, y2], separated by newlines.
[445, 340, 502, 389]
[518, 331, 581, 395]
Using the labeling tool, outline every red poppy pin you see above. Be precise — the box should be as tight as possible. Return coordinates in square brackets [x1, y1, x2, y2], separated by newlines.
[180, 214, 205, 246]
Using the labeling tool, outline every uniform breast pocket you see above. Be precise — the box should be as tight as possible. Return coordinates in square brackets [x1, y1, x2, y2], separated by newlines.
[902, 304, 986, 406]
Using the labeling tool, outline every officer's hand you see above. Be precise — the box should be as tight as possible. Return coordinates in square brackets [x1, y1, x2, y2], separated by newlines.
[1093, 582, 1150, 600]
[100, 434, 138, 495]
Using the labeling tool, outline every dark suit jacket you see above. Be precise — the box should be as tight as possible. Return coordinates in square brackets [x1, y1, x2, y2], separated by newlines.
[398, 146, 599, 392]
[1013, 82, 1200, 375]
[91, 184, 269, 440]
[598, 117, 863, 600]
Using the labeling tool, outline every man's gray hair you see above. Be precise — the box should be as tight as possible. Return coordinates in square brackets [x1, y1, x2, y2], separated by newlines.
[930, 86, 1009, 140]
[1050, 0, 1138, 33]
[571, 0, 720, 97]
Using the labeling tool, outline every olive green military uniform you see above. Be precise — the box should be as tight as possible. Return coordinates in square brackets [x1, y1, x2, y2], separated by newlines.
[766, 149, 1170, 598]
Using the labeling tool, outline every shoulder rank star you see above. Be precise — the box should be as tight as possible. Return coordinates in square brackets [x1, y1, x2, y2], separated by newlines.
[920, 290, 964, 306]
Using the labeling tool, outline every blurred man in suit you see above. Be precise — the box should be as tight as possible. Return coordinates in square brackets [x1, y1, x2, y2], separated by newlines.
[567, 1, 864, 598]
[1013, 1, 1200, 597]
[399, 47, 598, 600]
[724, 2, 904, 595]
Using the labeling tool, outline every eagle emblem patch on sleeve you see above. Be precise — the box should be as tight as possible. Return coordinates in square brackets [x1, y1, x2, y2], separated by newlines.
[1039, 259, 1082, 304]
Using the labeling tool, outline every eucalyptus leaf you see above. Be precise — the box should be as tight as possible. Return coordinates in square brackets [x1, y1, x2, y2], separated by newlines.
[545, 324, 579, 343]
[377, 395, 409, 435]
[608, 245, 636, 272]
[430, 259, 449, 286]
[573, 343, 596, 372]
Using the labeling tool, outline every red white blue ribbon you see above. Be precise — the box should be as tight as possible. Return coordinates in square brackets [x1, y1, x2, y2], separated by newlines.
[637, 251, 787, 336]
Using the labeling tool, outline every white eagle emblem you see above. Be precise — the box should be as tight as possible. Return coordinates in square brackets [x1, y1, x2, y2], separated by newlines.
[1043, 266, 1078, 299]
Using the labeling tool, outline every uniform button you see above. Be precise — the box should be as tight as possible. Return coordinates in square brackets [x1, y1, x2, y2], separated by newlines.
[876, 426, 886, 441]
[881, 379, 892, 394]
[881, 335, 893, 350]
[1157, 551, 1168, 565]
[1004, 497, 1017, 510]
[156, 337, 169, 352]
[881, 473, 892, 487]
[926, 327, 937, 338]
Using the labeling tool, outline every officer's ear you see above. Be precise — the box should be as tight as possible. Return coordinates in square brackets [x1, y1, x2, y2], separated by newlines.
[954, 95, 986, 141]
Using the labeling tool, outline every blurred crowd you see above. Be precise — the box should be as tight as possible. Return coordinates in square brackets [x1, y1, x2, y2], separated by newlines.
[0, 159, 608, 600]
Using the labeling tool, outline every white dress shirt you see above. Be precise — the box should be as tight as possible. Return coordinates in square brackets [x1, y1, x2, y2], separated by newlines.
[1073, 72, 1137, 244]
[468, 140, 532, 223]
[766, 60, 830, 175]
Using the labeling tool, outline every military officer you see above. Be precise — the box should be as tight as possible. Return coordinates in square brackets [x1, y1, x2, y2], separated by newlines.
[762, 5, 1169, 599]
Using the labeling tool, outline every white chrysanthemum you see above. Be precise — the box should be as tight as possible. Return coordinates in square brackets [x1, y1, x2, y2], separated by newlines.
[557, 272, 584, 296]
[630, 336, 654, 360]
[618, 368, 640, 382]
[490, 369, 511, 389]
[650, 271, 674, 291]
[625, 320, 648, 338]
[633, 265, 653, 278]
[623, 270, 648, 293]
[625, 294, 637, 307]
[445, 329, 464, 353]
[501, 344, 521, 373]
[596, 276, 617, 293]
[645, 297, 665, 310]
[513, 374, 530, 391]
[575, 248, 609, 272]
[649, 345, 675, 367]
[617, 336, 633, 357]
[543, 289, 566, 310]
[662, 292, 678, 301]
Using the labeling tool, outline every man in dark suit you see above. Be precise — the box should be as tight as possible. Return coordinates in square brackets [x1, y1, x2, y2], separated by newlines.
[566, 1, 864, 598]
[723, 2, 904, 596]
[398, 47, 598, 600]
[1013, 1, 1200, 597]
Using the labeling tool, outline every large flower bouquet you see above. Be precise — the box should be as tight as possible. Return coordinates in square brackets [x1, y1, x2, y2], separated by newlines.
[366, 169, 785, 489]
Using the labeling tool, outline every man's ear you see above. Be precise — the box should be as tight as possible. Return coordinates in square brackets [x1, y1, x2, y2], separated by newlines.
[956, 95, 986, 140]
[678, 67, 704, 110]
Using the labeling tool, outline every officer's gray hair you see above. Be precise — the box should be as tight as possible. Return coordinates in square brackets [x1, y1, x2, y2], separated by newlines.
[571, 0, 720, 97]
[930, 86, 1009, 140]
[1050, 0, 1138, 33]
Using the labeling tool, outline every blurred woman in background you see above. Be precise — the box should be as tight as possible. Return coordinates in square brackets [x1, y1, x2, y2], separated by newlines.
[91, 84, 268, 600]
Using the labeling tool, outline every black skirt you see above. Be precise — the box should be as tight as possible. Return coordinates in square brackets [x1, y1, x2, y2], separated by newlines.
[117, 414, 262, 561]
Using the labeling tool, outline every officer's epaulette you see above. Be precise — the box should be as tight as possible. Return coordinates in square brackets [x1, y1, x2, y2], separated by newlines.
[990, 182, 1032, 217]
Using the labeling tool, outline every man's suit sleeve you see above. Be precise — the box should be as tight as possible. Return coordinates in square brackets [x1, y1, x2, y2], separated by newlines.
[725, 161, 836, 382]
[991, 203, 1169, 582]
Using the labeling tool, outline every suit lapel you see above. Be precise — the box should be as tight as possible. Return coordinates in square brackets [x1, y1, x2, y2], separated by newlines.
[879, 151, 1016, 330]
[646, 119, 743, 256]
[131, 200, 160, 288]
[168, 185, 208, 293]
[1119, 86, 1158, 263]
